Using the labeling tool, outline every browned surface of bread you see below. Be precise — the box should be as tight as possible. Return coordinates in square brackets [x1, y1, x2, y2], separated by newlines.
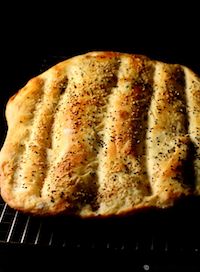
[0, 51, 199, 217]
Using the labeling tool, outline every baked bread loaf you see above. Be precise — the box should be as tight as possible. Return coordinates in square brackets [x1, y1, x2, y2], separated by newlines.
[0, 51, 199, 217]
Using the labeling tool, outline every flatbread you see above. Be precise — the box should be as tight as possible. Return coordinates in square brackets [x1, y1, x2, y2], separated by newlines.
[0, 51, 199, 217]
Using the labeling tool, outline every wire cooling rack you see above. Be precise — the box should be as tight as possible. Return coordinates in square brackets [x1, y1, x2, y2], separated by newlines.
[1, 194, 200, 254]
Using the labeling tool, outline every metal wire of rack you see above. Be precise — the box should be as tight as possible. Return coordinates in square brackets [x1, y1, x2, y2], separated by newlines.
[0, 196, 161, 250]
[0, 197, 52, 247]
[1, 195, 200, 255]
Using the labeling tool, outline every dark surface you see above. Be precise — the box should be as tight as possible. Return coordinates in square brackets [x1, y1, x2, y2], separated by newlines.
[0, 247, 200, 272]
[1, 4, 200, 271]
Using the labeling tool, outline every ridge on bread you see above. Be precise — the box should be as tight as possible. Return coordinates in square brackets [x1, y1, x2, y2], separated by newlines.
[0, 51, 200, 217]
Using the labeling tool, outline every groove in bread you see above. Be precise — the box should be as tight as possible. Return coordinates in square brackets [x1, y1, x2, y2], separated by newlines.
[147, 62, 191, 205]
[184, 67, 200, 193]
[41, 54, 121, 215]
[98, 55, 154, 215]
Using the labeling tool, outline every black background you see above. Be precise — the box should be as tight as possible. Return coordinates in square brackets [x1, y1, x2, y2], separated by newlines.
[1, 3, 200, 271]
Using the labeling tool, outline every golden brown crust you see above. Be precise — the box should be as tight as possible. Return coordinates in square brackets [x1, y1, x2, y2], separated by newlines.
[0, 51, 199, 217]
